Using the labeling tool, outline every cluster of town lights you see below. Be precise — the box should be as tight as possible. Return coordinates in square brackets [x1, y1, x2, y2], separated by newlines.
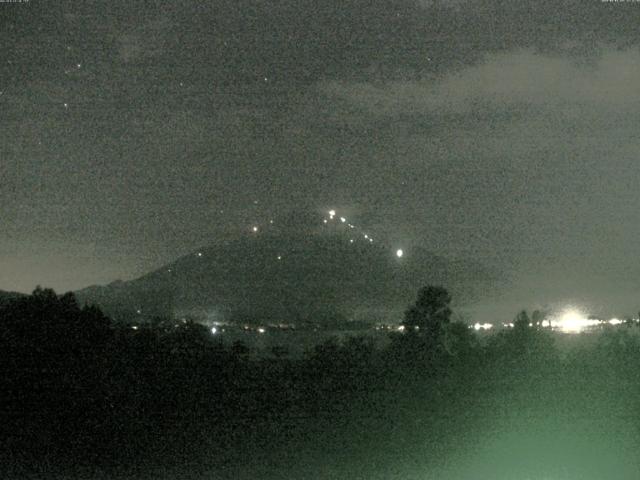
[465, 309, 636, 334]
[200, 311, 637, 337]
[547, 309, 632, 333]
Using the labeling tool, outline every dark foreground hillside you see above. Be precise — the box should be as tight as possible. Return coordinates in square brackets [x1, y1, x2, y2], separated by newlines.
[3, 288, 640, 479]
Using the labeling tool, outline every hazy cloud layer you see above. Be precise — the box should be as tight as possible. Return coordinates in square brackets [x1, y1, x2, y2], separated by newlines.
[3, 1, 640, 319]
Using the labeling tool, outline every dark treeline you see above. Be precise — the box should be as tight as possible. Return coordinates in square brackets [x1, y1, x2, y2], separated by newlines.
[3, 286, 640, 479]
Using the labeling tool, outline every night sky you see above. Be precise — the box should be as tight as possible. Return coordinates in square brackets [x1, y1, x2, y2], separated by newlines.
[3, 0, 640, 320]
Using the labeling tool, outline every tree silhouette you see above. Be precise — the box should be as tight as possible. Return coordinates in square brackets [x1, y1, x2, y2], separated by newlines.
[402, 285, 452, 340]
[488, 309, 556, 366]
[532, 309, 551, 329]
[514, 310, 531, 330]
[443, 321, 479, 360]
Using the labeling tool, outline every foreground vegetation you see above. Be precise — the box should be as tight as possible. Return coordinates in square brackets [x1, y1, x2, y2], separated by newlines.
[2, 287, 640, 479]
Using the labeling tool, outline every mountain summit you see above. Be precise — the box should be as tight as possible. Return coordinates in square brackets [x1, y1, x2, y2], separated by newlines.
[76, 210, 496, 325]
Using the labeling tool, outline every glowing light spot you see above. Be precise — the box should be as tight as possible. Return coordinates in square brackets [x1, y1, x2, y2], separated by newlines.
[197, 252, 203, 257]
[397, 325, 405, 332]
[323, 219, 328, 224]
[364, 234, 368, 239]
[252, 226, 259, 232]
[340, 217, 346, 223]
[552, 309, 598, 333]
[277, 255, 282, 260]
[396, 249, 403, 258]
[211, 326, 218, 334]
[329, 209, 336, 216]
[473, 322, 493, 331]
[132, 325, 138, 330]
[609, 318, 623, 326]
[258, 327, 266, 334]
[350, 239, 354, 243]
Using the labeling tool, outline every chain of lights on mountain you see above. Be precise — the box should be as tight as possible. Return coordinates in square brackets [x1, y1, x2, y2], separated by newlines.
[191, 208, 404, 263]
[324, 209, 403, 258]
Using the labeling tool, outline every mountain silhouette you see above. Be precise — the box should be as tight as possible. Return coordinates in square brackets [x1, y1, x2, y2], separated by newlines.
[76, 212, 497, 325]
